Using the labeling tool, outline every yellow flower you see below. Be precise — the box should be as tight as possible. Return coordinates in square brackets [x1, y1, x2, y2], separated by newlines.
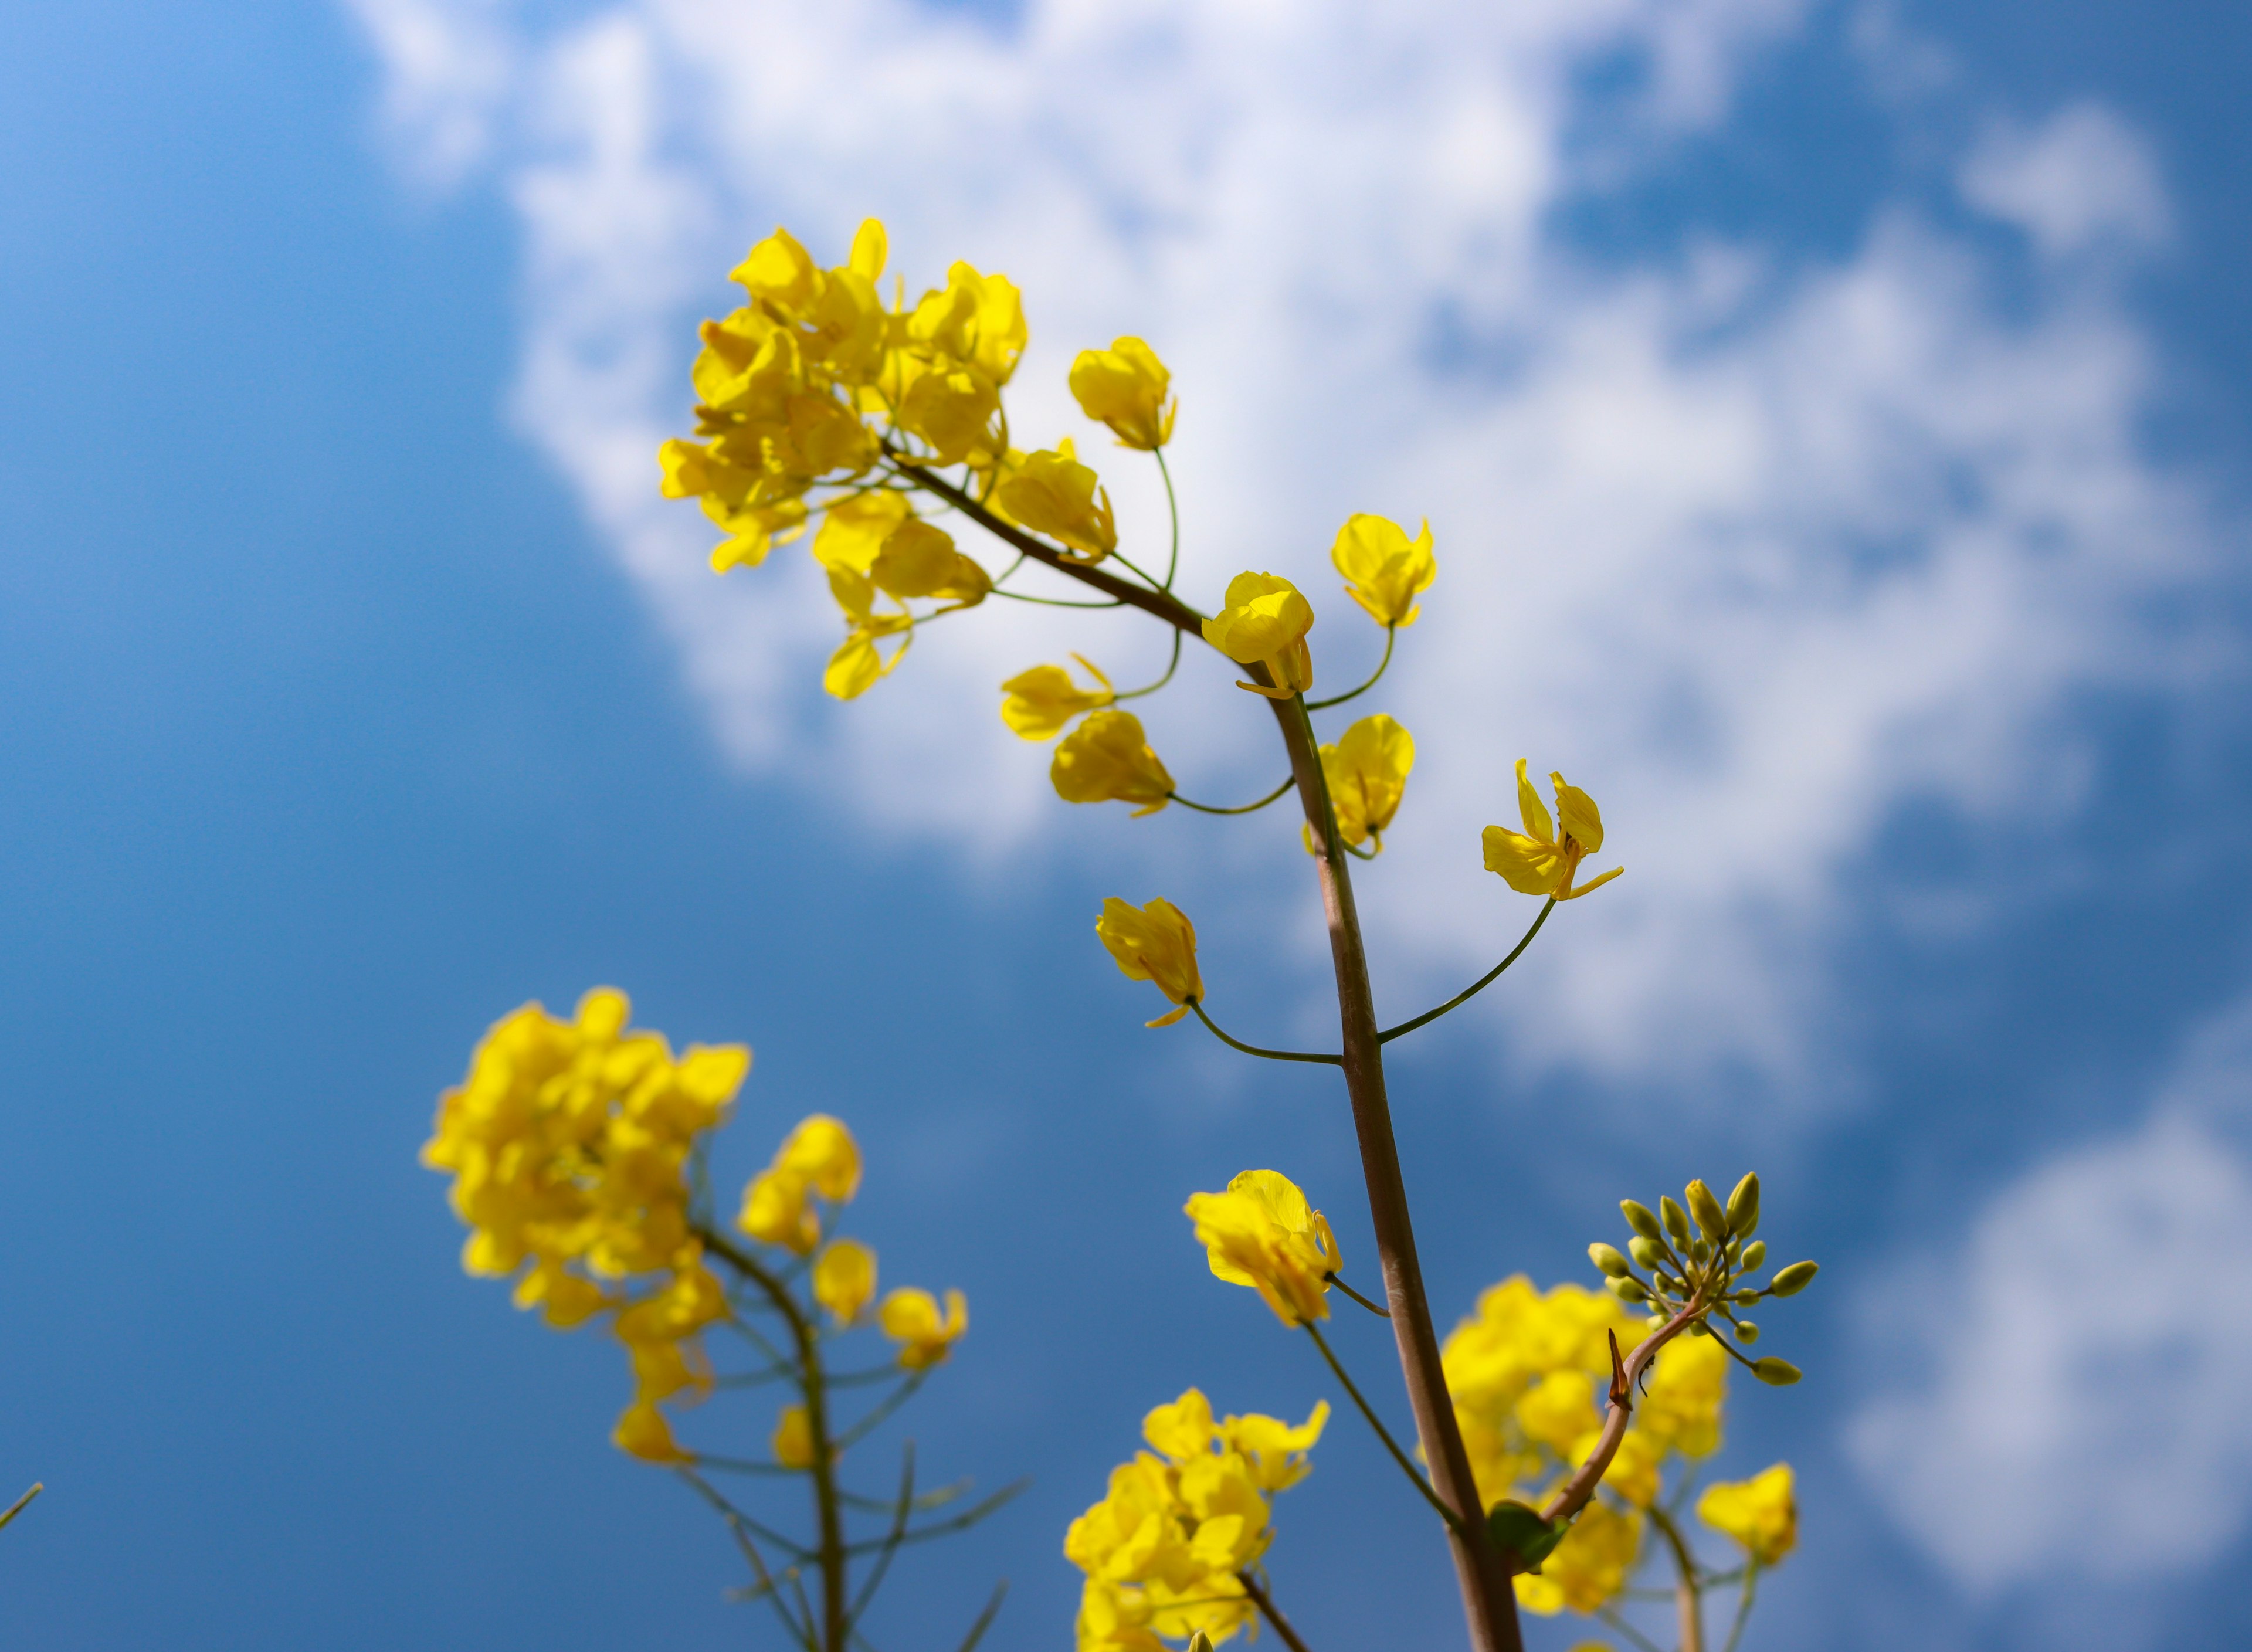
[731, 226, 825, 312]
[1069, 337, 1176, 450]
[1000, 656, 1114, 741]
[1142, 1388, 1217, 1462]
[612, 1399, 694, 1464]
[1220, 1402, 1330, 1492]
[812, 489, 912, 576]
[705, 495, 810, 573]
[1330, 513, 1435, 628]
[995, 442, 1117, 562]
[737, 1114, 862, 1254]
[907, 260, 1027, 388]
[1697, 1463, 1796, 1566]
[879, 1287, 968, 1370]
[870, 519, 989, 608]
[1481, 760, 1623, 901]
[779, 1114, 862, 1199]
[740, 1165, 822, 1253]
[1183, 1170, 1341, 1326]
[1096, 897, 1203, 1027]
[772, 1403, 818, 1471]
[1636, 1328, 1727, 1459]
[1310, 714, 1413, 854]
[1052, 710, 1174, 815]
[1201, 572, 1314, 700]
[813, 1238, 877, 1324]
[898, 364, 1002, 464]
[1515, 1499, 1641, 1616]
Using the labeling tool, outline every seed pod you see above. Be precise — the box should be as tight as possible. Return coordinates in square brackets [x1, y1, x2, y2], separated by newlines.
[1770, 1261, 1819, 1298]
[1687, 1179, 1728, 1239]
[1588, 1242, 1632, 1278]
[1752, 1357, 1802, 1386]
[1741, 1240, 1766, 1271]
[1733, 1320, 1761, 1344]
[1726, 1172, 1761, 1236]
[1629, 1236, 1666, 1270]
[1622, 1200, 1663, 1241]
[1661, 1197, 1691, 1245]
[1607, 1276, 1649, 1304]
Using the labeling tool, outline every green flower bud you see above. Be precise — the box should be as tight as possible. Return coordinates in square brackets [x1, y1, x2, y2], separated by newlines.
[1688, 1317, 1710, 1335]
[1622, 1200, 1663, 1241]
[1687, 1178, 1728, 1240]
[1691, 1237, 1710, 1263]
[1629, 1236, 1667, 1270]
[1733, 1289, 1760, 1306]
[1733, 1320, 1761, 1344]
[1188, 1634, 1214, 1652]
[1741, 1240, 1766, 1271]
[1606, 1276, 1649, 1304]
[1752, 1357, 1802, 1386]
[1588, 1242, 1632, 1278]
[1660, 1196, 1691, 1246]
[1770, 1261, 1819, 1298]
[1726, 1172, 1761, 1236]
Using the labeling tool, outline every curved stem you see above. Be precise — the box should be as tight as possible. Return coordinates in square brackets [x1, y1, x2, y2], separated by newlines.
[1719, 1560, 1761, 1652]
[1189, 1000, 1342, 1065]
[1168, 777, 1294, 816]
[1305, 625, 1395, 710]
[1304, 1322, 1466, 1535]
[1155, 447, 1180, 591]
[1326, 1271, 1392, 1319]
[1234, 1570, 1314, 1652]
[1115, 628, 1183, 701]
[1376, 900, 1555, 1044]
[1539, 1298, 1706, 1528]
[1648, 1502, 1706, 1652]
[987, 588, 1124, 609]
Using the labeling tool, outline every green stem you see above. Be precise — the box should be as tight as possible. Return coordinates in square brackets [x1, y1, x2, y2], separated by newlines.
[1376, 900, 1555, 1044]
[1305, 625, 1395, 710]
[1155, 447, 1180, 591]
[1304, 1321, 1465, 1536]
[1114, 628, 1183, 700]
[1326, 1271, 1392, 1319]
[1719, 1560, 1761, 1652]
[1168, 777, 1294, 815]
[1189, 1000, 1342, 1066]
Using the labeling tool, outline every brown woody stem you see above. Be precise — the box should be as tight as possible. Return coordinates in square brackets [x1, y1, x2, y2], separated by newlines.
[1648, 1502, 1706, 1652]
[1538, 1298, 1705, 1528]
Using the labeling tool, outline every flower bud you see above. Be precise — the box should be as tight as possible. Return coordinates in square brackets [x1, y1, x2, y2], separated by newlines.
[1189, 1634, 1215, 1652]
[1691, 1237, 1710, 1263]
[1622, 1199, 1663, 1241]
[1629, 1236, 1666, 1270]
[1769, 1261, 1819, 1298]
[1726, 1171, 1761, 1237]
[1733, 1289, 1760, 1306]
[1660, 1196, 1691, 1246]
[1733, 1320, 1761, 1344]
[1689, 1318, 1710, 1335]
[1607, 1276, 1649, 1304]
[1588, 1242, 1632, 1278]
[1741, 1240, 1766, 1271]
[1687, 1178, 1728, 1240]
[1752, 1357, 1802, 1386]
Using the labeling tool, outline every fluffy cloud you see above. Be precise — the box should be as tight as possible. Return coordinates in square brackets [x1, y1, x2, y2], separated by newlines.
[340, 0, 2223, 1089]
[1850, 994, 2252, 1588]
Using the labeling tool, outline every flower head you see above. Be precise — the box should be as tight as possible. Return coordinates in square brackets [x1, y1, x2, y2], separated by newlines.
[813, 1237, 877, 1324]
[1052, 710, 1174, 815]
[1310, 715, 1414, 854]
[1697, 1463, 1796, 1566]
[1069, 337, 1176, 450]
[1330, 514, 1434, 628]
[772, 1403, 818, 1471]
[1481, 761, 1622, 901]
[1000, 655, 1114, 741]
[1201, 572, 1314, 699]
[879, 1287, 968, 1370]
[995, 442, 1117, 562]
[1183, 1170, 1340, 1326]
[1096, 897, 1203, 1027]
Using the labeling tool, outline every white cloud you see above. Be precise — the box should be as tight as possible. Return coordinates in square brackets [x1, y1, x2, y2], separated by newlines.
[339, 0, 2226, 1091]
[1961, 102, 2173, 259]
[1850, 993, 2252, 1588]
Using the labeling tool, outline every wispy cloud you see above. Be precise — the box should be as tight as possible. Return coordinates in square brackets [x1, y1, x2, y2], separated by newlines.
[338, 0, 2227, 1092]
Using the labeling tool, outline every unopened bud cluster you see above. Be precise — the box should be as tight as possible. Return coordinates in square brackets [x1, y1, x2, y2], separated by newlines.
[1588, 1173, 1816, 1388]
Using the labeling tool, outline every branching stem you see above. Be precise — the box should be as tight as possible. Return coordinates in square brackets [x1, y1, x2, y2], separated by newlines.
[1377, 900, 1555, 1044]
[1188, 1001, 1342, 1066]
[1168, 777, 1295, 816]
[1304, 1321, 1464, 1536]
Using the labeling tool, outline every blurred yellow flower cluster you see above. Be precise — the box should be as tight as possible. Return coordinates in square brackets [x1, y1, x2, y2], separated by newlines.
[1441, 1277, 1727, 1616]
[1067, 1388, 1327, 1652]
[421, 988, 748, 1464]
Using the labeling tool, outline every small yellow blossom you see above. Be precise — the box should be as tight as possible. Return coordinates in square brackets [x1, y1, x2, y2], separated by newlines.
[613, 1399, 694, 1465]
[1309, 714, 1414, 854]
[772, 1403, 818, 1470]
[1697, 1463, 1796, 1566]
[995, 442, 1118, 562]
[1000, 656, 1114, 741]
[1330, 513, 1435, 628]
[813, 1238, 877, 1324]
[1481, 760, 1622, 901]
[1183, 1169, 1340, 1326]
[869, 519, 990, 608]
[1069, 337, 1176, 450]
[907, 260, 1027, 388]
[737, 1114, 861, 1254]
[1201, 572, 1314, 699]
[1636, 1330, 1727, 1460]
[1220, 1402, 1330, 1492]
[1142, 1389, 1217, 1462]
[1052, 710, 1174, 815]
[1096, 897, 1203, 1027]
[880, 1287, 968, 1370]
[898, 364, 1002, 465]
[1515, 1500, 1641, 1616]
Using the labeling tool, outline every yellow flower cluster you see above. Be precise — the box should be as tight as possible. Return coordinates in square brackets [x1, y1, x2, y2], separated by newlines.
[1440, 1277, 1728, 1616]
[1067, 1388, 1327, 1652]
[422, 989, 750, 1464]
[1184, 1170, 1341, 1326]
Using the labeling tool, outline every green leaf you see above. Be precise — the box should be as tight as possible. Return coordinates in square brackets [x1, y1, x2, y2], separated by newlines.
[1485, 1499, 1569, 1570]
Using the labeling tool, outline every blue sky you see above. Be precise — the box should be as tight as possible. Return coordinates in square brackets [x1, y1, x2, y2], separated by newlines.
[4, 1, 2250, 1648]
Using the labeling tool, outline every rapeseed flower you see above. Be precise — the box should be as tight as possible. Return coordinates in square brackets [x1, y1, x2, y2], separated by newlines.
[1183, 1170, 1340, 1326]
[1311, 714, 1414, 854]
[1096, 897, 1203, 1026]
[995, 442, 1117, 562]
[1069, 337, 1176, 450]
[813, 1237, 877, 1324]
[1000, 656, 1114, 741]
[1202, 572, 1314, 699]
[1481, 761, 1622, 901]
[1330, 514, 1434, 628]
[1052, 710, 1174, 815]
[1698, 1464, 1796, 1566]
[737, 1114, 862, 1255]
[880, 1287, 968, 1370]
[772, 1404, 818, 1471]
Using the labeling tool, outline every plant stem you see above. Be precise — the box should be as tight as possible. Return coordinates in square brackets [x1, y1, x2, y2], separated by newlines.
[1304, 1322, 1463, 1534]
[1304, 625, 1395, 710]
[1377, 899, 1555, 1044]
[1169, 776, 1295, 815]
[1648, 1501, 1705, 1652]
[1189, 1001, 1342, 1065]
[1539, 1298, 1705, 1527]
[1235, 1570, 1315, 1652]
[1719, 1560, 1761, 1652]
